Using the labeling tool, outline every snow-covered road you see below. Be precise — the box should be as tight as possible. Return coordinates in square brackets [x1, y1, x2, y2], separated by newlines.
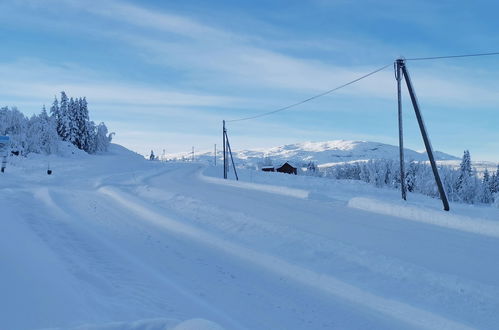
[1, 149, 499, 329]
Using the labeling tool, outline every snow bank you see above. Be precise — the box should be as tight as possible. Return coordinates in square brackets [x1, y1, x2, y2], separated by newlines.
[348, 197, 499, 238]
[42, 318, 224, 330]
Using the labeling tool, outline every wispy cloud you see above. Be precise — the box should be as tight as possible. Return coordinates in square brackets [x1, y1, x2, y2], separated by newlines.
[0, 59, 241, 109]
[5, 0, 499, 108]
[1, 0, 497, 160]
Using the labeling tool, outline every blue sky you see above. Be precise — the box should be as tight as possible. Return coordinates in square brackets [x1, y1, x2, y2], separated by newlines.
[0, 0, 498, 161]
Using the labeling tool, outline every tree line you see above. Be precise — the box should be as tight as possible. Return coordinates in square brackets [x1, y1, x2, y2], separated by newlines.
[0, 91, 112, 155]
[320, 150, 499, 206]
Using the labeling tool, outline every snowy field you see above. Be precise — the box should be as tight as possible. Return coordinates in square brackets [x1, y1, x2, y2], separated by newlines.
[1, 144, 499, 330]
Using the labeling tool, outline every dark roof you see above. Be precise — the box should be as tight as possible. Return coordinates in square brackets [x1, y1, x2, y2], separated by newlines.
[277, 162, 296, 169]
[276, 162, 297, 174]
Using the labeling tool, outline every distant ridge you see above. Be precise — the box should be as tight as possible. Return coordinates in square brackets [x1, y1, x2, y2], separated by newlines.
[183, 140, 459, 166]
[233, 140, 459, 166]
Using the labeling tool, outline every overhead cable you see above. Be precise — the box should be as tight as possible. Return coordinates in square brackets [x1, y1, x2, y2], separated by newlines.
[405, 51, 499, 61]
[227, 63, 391, 123]
[227, 51, 499, 123]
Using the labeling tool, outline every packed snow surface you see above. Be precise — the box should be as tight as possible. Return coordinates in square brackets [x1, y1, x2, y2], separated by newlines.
[1, 144, 499, 330]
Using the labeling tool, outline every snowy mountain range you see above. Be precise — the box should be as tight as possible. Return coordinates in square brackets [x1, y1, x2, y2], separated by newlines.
[181, 140, 459, 167]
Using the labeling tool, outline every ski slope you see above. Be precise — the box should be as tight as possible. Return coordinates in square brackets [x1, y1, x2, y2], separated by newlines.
[1, 145, 499, 330]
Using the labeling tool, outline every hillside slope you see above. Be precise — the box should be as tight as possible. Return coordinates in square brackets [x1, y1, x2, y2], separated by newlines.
[187, 140, 458, 167]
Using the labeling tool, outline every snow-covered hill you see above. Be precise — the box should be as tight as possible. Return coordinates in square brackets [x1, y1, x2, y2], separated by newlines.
[239, 140, 458, 165]
[183, 140, 458, 167]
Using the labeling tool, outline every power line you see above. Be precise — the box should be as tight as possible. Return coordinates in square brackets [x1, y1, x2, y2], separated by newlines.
[405, 51, 499, 61]
[227, 63, 391, 123]
[226, 51, 499, 123]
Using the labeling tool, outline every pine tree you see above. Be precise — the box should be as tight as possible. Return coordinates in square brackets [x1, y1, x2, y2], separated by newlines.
[86, 121, 97, 153]
[405, 162, 418, 192]
[77, 97, 90, 152]
[456, 151, 476, 203]
[479, 168, 494, 204]
[359, 162, 369, 183]
[493, 165, 499, 194]
[456, 150, 472, 191]
[67, 97, 79, 145]
[59, 91, 70, 140]
[50, 96, 61, 136]
[483, 168, 490, 185]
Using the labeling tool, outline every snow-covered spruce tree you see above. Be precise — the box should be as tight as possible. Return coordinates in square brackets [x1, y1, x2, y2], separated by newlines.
[405, 162, 418, 192]
[456, 150, 477, 203]
[85, 121, 97, 153]
[26, 111, 44, 154]
[48, 92, 113, 154]
[41, 106, 60, 154]
[94, 122, 112, 152]
[492, 165, 499, 194]
[77, 97, 90, 152]
[67, 97, 79, 145]
[25, 106, 60, 155]
[49, 96, 60, 131]
[322, 157, 494, 206]
[359, 162, 369, 183]
[58, 91, 71, 141]
[456, 150, 472, 191]
[0, 106, 28, 154]
[478, 168, 494, 204]
[441, 166, 460, 202]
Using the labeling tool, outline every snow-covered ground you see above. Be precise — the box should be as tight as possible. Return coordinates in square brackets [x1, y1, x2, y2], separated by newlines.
[1, 144, 499, 330]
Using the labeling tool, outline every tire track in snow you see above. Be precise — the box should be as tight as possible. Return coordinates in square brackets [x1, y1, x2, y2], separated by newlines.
[99, 185, 473, 330]
[129, 182, 499, 317]
[31, 187, 248, 330]
[136, 165, 499, 319]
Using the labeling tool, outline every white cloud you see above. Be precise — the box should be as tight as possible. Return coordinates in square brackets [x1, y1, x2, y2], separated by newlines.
[0, 59, 242, 109]
[1, 0, 498, 159]
[6, 0, 499, 110]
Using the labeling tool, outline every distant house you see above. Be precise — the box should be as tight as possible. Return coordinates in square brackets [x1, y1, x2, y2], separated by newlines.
[261, 166, 275, 172]
[276, 162, 297, 175]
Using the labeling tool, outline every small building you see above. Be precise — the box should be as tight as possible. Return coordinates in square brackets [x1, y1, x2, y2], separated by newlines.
[276, 162, 297, 175]
[261, 166, 275, 172]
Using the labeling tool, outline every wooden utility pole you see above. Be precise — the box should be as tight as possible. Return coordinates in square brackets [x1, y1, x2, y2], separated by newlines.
[396, 59, 449, 211]
[396, 59, 407, 201]
[222, 120, 238, 180]
[223, 120, 227, 179]
[225, 131, 239, 181]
